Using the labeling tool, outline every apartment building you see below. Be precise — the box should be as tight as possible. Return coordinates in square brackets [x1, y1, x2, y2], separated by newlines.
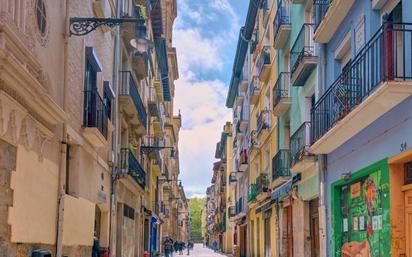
[0, 0, 186, 257]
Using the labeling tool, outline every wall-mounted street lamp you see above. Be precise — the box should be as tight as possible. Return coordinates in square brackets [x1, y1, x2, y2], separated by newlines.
[69, 17, 142, 36]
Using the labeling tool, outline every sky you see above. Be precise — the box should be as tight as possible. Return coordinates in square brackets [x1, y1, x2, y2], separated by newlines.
[172, 0, 248, 198]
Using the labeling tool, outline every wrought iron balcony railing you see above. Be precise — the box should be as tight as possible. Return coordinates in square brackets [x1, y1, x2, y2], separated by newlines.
[119, 71, 147, 128]
[228, 206, 236, 217]
[83, 90, 109, 139]
[273, 72, 290, 107]
[311, 23, 412, 144]
[257, 46, 271, 76]
[256, 173, 270, 195]
[290, 23, 316, 76]
[257, 110, 271, 136]
[247, 184, 257, 202]
[313, 0, 332, 31]
[272, 149, 291, 181]
[120, 148, 146, 189]
[274, 2, 291, 38]
[290, 122, 312, 167]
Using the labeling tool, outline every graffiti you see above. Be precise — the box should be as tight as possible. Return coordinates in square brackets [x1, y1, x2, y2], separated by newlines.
[365, 179, 376, 216]
[341, 240, 371, 257]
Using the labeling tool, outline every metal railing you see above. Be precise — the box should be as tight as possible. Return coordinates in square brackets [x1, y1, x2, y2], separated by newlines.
[83, 90, 109, 139]
[119, 71, 147, 128]
[257, 46, 271, 76]
[273, 72, 290, 107]
[272, 149, 291, 181]
[290, 122, 311, 167]
[228, 206, 236, 217]
[120, 148, 146, 189]
[257, 110, 270, 135]
[274, 2, 291, 39]
[290, 23, 316, 76]
[249, 76, 260, 97]
[313, 0, 332, 31]
[311, 23, 412, 144]
[256, 173, 270, 195]
[247, 184, 257, 202]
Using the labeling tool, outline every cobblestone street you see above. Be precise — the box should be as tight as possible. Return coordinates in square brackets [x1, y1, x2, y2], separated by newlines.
[171, 244, 230, 257]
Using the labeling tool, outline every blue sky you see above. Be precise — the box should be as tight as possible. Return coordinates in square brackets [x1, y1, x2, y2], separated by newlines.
[173, 0, 248, 197]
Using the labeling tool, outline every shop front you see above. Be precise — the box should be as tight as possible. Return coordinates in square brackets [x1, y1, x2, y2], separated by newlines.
[330, 159, 390, 257]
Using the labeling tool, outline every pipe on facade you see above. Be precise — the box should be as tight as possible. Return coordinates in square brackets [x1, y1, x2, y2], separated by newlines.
[55, 0, 70, 255]
[109, 0, 121, 255]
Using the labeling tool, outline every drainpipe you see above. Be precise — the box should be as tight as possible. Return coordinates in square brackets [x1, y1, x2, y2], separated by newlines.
[317, 43, 327, 257]
[109, 0, 121, 255]
[276, 202, 280, 257]
[55, 0, 70, 256]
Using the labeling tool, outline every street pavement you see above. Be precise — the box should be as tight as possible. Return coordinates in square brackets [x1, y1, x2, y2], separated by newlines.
[171, 244, 231, 257]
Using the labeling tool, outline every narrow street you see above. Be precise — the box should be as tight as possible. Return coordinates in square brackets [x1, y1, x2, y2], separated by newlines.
[181, 244, 230, 257]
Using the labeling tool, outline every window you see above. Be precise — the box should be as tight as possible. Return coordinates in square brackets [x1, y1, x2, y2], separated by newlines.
[124, 204, 135, 220]
[104, 81, 115, 120]
[35, 0, 47, 36]
[405, 162, 412, 185]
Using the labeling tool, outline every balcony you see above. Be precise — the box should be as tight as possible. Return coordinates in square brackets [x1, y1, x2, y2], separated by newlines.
[273, 72, 292, 116]
[152, 116, 164, 138]
[152, 151, 162, 174]
[290, 24, 318, 87]
[228, 206, 236, 218]
[257, 110, 271, 137]
[256, 173, 270, 201]
[235, 198, 245, 215]
[239, 150, 248, 172]
[291, 0, 305, 3]
[273, 3, 291, 49]
[239, 107, 249, 132]
[120, 148, 146, 190]
[236, 121, 244, 140]
[83, 90, 109, 147]
[290, 122, 315, 173]
[313, 0, 356, 43]
[236, 91, 245, 107]
[229, 172, 237, 185]
[257, 46, 272, 82]
[249, 76, 261, 105]
[272, 150, 291, 187]
[119, 71, 147, 135]
[239, 72, 248, 93]
[247, 184, 257, 205]
[311, 23, 412, 154]
[120, 5, 147, 52]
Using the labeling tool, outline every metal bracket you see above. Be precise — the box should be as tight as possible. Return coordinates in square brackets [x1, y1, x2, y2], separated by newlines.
[69, 17, 142, 36]
[140, 145, 174, 155]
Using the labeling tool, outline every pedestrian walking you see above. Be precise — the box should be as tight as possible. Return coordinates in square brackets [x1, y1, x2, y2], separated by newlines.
[212, 240, 217, 253]
[163, 236, 174, 257]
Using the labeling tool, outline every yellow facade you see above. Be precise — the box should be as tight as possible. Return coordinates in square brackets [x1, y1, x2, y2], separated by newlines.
[248, 1, 278, 257]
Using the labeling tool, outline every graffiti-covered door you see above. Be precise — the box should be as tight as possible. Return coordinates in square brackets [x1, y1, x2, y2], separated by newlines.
[405, 189, 412, 257]
[339, 169, 390, 257]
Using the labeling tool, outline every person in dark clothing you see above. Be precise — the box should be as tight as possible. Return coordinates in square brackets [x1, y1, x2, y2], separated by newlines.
[163, 236, 174, 257]
[174, 241, 179, 253]
[92, 234, 103, 257]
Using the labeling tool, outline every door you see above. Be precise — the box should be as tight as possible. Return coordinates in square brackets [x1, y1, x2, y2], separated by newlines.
[309, 199, 320, 257]
[405, 190, 412, 257]
[287, 206, 293, 257]
[264, 217, 271, 257]
[240, 225, 247, 257]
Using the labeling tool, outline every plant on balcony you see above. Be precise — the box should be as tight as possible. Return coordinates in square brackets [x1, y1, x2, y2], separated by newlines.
[257, 174, 270, 194]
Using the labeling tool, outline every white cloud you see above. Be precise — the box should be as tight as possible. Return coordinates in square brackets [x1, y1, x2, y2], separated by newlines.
[172, 0, 240, 197]
[173, 28, 225, 74]
[175, 77, 231, 197]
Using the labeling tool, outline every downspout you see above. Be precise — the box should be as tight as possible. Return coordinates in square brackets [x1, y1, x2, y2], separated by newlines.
[110, 0, 121, 255]
[56, 0, 70, 256]
[318, 43, 327, 257]
[276, 202, 280, 257]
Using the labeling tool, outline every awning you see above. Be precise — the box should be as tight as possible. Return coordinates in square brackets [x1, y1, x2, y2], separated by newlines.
[255, 199, 275, 214]
[154, 39, 171, 101]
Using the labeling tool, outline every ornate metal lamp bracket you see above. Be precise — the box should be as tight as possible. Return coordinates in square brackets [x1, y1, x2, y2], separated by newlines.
[69, 17, 142, 36]
[140, 146, 174, 155]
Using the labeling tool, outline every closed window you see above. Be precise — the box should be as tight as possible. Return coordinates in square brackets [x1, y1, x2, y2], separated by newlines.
[35, 0, 47, 36]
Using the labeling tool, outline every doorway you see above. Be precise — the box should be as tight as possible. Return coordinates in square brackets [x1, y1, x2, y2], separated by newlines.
[264, 215, 271, 257]
[309, 199, 320, 257]
[240, 225, 247, 257]
[405, 190, 412, 257]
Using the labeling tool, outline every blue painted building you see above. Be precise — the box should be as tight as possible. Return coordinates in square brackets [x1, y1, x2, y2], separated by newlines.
[311, 0, 412, 256]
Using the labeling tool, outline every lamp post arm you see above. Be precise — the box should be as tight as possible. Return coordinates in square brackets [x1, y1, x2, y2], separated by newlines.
[69, 17, 143, 36]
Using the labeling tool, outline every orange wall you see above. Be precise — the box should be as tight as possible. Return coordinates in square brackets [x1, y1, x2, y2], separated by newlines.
[390, 163, 406, 256]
